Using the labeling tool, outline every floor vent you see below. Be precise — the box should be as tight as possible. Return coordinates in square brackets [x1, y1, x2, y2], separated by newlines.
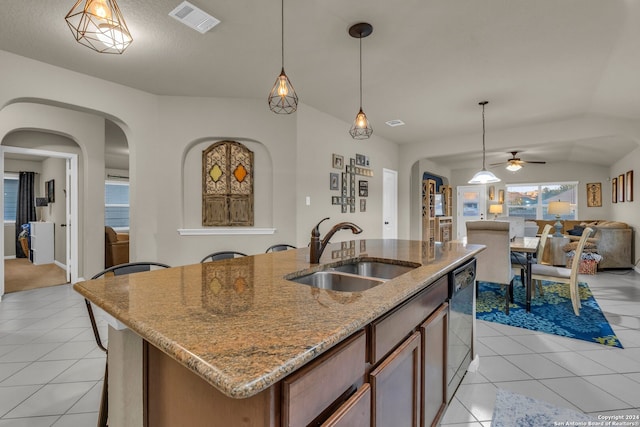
[169, 1, 221, 34]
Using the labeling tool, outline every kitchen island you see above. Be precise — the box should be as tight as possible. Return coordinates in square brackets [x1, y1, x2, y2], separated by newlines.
[74, 239, 483, 427]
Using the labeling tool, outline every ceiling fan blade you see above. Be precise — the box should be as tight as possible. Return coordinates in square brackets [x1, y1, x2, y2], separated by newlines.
[522, 160, 546, 164]
[489, 161, 506, 166]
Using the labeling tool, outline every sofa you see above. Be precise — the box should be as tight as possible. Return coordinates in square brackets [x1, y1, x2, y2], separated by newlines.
[105, 226, 129, 268]
[531, 220, 632, 270]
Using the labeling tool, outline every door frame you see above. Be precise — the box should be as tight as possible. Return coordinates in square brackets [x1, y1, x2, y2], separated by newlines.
[382, 168, 398, 239]
[0, 146, 79, 299]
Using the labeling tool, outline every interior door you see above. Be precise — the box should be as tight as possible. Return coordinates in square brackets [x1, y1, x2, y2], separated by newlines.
[382, 169, 398, 239]
[456, 185, 487, 240]
[65, 158, 72, 282]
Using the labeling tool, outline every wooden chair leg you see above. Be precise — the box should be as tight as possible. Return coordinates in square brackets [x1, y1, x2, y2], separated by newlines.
[98, 360, 108, 427]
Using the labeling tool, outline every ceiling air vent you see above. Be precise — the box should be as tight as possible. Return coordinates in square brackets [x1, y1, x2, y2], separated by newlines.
[169, 1, 221, 34]
[385, 119, 405, 127]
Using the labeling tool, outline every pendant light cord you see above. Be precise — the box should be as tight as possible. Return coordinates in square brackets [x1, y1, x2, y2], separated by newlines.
[480, 101, 488, 169]
[281, 0, 284, 68]
[359, 35, 363, 109]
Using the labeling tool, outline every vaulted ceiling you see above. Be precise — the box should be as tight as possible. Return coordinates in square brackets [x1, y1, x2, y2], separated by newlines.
[2, 0, 639, 166]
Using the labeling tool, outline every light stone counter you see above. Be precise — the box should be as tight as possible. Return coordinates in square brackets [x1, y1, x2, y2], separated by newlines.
[74, 239, 482, 399]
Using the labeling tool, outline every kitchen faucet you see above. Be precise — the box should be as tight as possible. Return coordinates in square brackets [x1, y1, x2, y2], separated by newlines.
[309, 217, 363, 264]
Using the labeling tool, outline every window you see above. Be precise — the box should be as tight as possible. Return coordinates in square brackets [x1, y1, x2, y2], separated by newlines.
[4, 174, 19, 222]
[105, 181, 129, 229]
[506, 182, 578, 220]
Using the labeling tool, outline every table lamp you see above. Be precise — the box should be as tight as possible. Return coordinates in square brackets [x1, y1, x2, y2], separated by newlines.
[547, 201, 570, 237]
[488, 204, 503, 219]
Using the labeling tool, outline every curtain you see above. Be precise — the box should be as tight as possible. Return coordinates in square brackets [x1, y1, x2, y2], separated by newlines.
[15, 172, 36, 258]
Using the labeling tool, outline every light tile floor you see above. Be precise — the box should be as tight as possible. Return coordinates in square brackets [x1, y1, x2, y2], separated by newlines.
[0, 270, 638, 426]
[441, 269, 640, 426]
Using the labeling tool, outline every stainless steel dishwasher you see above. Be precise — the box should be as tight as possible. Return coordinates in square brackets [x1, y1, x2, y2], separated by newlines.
[447, 258, 476, 401]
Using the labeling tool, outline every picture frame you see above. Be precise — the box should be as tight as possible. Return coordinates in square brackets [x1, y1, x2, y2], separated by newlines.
[355, 154, 365, 166]
[618, 174, 625, 202]
[626, 170, 633, 202]
[498, 189, 504, 204]
[329, 173, 339, 190]
[331, 153, 344, 170]
[488, 185, 495, 201]
[46, 180, 55, 203]
[586, 182, 602, 207]
[358, 180, 368, 197]
[612, 177, 617, 203]
[360, 198, 366, 212]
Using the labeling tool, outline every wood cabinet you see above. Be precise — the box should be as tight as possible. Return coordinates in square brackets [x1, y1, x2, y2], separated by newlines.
[321, 384, 371, 427]
[421, 303, 449, 427]
[282, 331, 366, 427]
[370, 331, 421, 427]
[144, 275, 454, 427]
[440, 185, 453, 217]
[435, 217, 453, 244]
[422, 179, 437, 260]
[29, 221, 54, 265]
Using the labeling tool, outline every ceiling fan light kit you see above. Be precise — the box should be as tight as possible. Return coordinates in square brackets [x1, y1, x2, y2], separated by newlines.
[469, 101, 501, 184]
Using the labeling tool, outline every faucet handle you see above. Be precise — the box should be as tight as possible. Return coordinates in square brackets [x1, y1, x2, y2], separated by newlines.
[312, 217, 330, 237]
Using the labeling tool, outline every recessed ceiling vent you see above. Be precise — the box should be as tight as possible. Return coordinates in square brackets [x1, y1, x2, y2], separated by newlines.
[169, 1, 221, 34]
[385, 119, 405, 127]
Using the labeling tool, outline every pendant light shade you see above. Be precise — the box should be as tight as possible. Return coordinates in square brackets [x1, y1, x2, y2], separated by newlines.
[65, 0, 133, 54]
[468, 101, 501, 184]
[349, 23, 373, 140]
[268, 0, 298, 114]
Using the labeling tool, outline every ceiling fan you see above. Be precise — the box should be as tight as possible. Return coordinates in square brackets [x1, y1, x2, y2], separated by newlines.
[491, 151, 547, 171]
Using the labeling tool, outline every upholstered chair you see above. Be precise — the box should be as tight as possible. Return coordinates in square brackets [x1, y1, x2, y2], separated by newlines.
[466, 220, 517, 314]
[104, 226, 129, 268]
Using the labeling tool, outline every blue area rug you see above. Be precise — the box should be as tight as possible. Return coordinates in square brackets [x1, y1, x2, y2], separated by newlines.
[476, 278, 623, 348]
[492, 389, 595, 426]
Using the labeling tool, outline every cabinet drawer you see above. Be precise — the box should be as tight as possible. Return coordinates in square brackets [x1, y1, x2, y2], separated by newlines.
[282, 330, 366, 427]
[368, 275, 447, 364]
[321, 384, 371, 427]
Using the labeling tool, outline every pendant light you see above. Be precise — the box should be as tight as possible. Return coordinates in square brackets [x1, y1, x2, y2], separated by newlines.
[268, 0, 298, 114]
[468, 101, 501, 184]
[348, 23, 373, 140]
[65, 0, 133, 54]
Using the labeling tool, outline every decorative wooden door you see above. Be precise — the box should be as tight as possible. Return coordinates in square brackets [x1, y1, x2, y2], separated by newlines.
[202, 140, 254, 226]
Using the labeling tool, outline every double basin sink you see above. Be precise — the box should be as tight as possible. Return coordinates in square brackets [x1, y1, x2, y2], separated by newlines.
[285, 259, 421, 292]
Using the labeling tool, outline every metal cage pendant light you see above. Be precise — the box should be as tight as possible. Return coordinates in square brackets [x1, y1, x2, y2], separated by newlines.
[348, 23, 373, 140]
[468, 101, 501, 184]
[268, 0, 298, 114]
[65, 0, 133, 54]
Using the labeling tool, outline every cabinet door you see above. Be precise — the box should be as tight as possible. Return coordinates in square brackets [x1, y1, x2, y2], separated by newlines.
[370, 331, 421, 427]
[321, 384, 370, 427]
[421, 303, 448, 427]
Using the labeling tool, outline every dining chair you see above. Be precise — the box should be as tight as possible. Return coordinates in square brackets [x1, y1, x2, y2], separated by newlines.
[530, 227, 594, 316]
[200, 251, 248, 263]
[86, 261, 171, 427]
[265, 244, 296, 253]
[466, 220, 516, 314]
[512, 224, 553, 296]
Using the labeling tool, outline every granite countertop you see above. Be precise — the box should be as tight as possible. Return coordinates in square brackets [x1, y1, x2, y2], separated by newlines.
[74, 239, 483, 399]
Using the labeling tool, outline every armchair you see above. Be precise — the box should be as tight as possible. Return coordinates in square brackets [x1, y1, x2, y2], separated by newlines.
[105, 226, 129, 268]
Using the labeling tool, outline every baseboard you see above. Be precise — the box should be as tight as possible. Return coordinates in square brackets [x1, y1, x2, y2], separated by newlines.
[4, 255, 16, 260]
[55, 260, 66, 270]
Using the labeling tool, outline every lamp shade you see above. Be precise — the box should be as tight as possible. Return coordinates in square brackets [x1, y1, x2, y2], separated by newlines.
[468, 169, 501, 184]
[489, 204, 503, 215]
[548, 201, 570, 216]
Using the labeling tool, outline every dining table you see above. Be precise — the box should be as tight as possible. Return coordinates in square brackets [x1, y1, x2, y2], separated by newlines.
[510, 236, 540, 312]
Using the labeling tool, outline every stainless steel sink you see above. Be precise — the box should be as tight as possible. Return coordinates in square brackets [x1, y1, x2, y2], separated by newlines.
[288, 271, 384, 292]
[329, 261, 417, 280]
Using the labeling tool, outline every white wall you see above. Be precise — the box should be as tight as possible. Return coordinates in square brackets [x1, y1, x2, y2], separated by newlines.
[610, 145, 640, 267]
[295, 104, 400, 247]
[41, 157, 67, 264]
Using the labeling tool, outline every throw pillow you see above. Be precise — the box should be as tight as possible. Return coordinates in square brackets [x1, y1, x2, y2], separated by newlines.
[567, 225, 585, 236]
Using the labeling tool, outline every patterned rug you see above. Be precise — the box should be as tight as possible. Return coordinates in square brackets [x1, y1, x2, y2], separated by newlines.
[492, 389, 595, 426]
[476, 278, 623, 348]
